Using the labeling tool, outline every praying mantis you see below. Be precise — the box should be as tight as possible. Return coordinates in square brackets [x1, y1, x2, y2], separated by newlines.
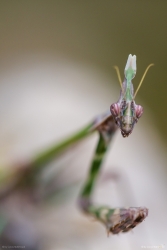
[20, 54, 153, 235]
[78, 54, 153, 235]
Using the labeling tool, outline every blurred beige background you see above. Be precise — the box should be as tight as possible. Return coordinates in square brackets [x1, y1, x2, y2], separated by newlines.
[0, 1, 167, 250]
[0, 1, 167, 144]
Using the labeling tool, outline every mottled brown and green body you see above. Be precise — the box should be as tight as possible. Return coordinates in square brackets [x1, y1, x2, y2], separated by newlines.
[28, 55, 150, 235]
[110, 55, 143, 137]
[0, 55, 152, 237]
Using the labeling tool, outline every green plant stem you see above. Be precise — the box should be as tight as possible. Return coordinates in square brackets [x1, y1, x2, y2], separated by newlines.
[31, 122, 94, 171]
[0, 113, 111, 188]
[0, 122, 94, 190]
[28, 112, 112, 172]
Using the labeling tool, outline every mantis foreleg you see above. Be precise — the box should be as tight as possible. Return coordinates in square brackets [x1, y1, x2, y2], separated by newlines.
[79, 115, 148, 235]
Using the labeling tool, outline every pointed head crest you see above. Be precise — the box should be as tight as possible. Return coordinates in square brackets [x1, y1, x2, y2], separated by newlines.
[124, 54, 137, 80]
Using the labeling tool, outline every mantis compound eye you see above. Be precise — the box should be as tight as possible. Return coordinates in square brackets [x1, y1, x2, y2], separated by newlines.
[110, 103, 120, 119]
[135, 105, 143, 121]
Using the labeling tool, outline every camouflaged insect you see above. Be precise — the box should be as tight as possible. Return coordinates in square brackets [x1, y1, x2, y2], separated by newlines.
[79, 55, 153, 236]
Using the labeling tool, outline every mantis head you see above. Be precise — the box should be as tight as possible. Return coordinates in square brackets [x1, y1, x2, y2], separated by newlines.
[110, 54, 153, 137]
[110, 99, 143, 137]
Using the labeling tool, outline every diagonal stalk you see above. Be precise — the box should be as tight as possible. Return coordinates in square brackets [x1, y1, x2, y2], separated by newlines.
[31, 122, 94, 171]
[0, 113, 111, 188]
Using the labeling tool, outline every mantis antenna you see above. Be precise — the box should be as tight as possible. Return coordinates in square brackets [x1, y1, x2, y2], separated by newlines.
[114, 66, 123, 91]
[133, 63, 154, 99]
